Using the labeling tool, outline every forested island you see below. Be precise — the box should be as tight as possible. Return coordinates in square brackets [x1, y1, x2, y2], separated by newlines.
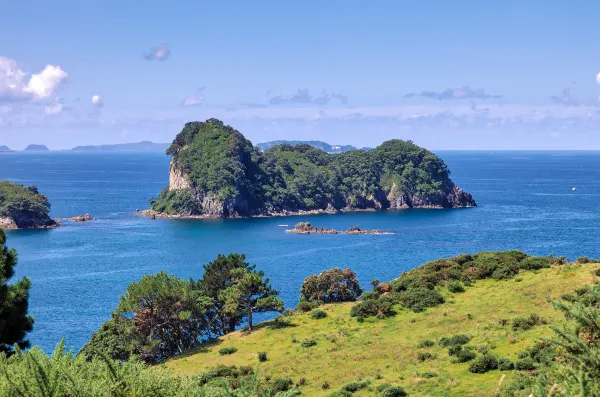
[0, 181, 57, 229]
[148, 119, 476, 218]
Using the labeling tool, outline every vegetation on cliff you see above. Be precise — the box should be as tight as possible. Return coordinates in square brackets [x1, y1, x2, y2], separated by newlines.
[0, 181, 56, 228]
[151, 119, 476, 217]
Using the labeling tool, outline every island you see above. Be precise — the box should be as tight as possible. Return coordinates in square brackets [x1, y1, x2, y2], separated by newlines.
[0, 181, 57, 229]
[146, 118, 476, 219]
[0, 145, 11, 152]
[72, 141, 169, 152]
[286, 222, 394, 234]
[24, 144, 50, 151]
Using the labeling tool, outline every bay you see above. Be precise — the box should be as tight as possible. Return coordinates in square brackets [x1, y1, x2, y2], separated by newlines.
[1, 151, 599, 352]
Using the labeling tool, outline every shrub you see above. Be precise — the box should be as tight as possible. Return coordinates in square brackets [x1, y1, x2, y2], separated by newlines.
[517, 351, 529, 359]
[447, 280, 465, 293]
[301, 338, 317, 347]
[398, 288, 444, 312]
[341, 380, 369, 392]
[498, 358, 514, 371]
[297, 377, 306, 386]
[420, 371, 438, 378]
[329, 391, 353, 397]
[447, 344, 463, 356]
[380, 386, 408, 397]
[417, 352, 436, 362]
[515, 357, 536, 371]
[377, 383, 392, 392]
[272, 378, 294, 393]
[512, 313, 544, 331]
[452, 348, 476, 363]
[322, 381, 331, 390]
[595, 268, 600, 277]
[258, 352, 268, 362]
[416, 340, 435, 348]
[350, 296, 396, 319]
[468, 354, 499, 373]
[300, 268, 363, 303]
[296, 300, 318, 312]
[577, 256, 590, 264]
[439, 334, 471, 348]
[560, 293, 576, 302]
[239, 365, 253, 375]
[218, 347, 238, 355]
[311, 309, 328, 319]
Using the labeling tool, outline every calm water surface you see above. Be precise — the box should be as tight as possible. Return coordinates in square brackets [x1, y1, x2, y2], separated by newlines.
[1, 151, 599, 351]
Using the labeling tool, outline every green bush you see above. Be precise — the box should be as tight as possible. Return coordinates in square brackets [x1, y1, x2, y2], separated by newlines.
[219, 347, 238, 355]
[311, 309, 328, 319]
[420, 371, 438, 378]
[468, 354, 499, 373]
[329, 391, 353, 397]
[322, 381, 331, 390]
[258, 351, 268, 362]
[398, 288, 445, 312]
[452, 348, 476, 363]
[377, 383, 392, 392]
[515, 357, 536, 371]
[417, 352, 436, 362]
[512, 314, 544, 331]
[350, 296, 396, 319]
[341, 380, 369, 392]
[576, 256, 590, 264]
[272, 377, 294, 393]
[416, 340, 435, 348]
[296, 300, 318, 312]
[439, 334, 471, 347]
[498, 358, 514, 371]
[301, 338, 317, 348]
[447, 280, 465, 293]
[380, 386, 408, 397]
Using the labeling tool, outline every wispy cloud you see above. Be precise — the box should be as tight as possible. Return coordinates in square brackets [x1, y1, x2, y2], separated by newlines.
[268, 89, 349, 105]
[404, 86, 502, 100]
[180, 86, 205, 107]
[0, 56, 68, 103]
[143, 43, 171, 61]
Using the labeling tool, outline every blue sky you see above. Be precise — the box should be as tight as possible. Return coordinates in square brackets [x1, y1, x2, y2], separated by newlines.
[1, 0, 599, 149]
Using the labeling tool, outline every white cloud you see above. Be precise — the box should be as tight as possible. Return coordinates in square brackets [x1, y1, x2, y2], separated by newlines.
[144, 44, 171, 61]
[0, 56, 68, 103]
[596, 72, 600, 85]
[91, 94, 104, 107]
[180, 87, 206, 107]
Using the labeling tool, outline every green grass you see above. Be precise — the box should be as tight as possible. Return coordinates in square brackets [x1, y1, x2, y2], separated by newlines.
[167, 263, 600, 396]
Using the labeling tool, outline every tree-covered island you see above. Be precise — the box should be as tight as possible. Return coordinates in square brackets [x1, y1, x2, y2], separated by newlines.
[0, 181, 57, 229]
[148, 119, 476, 218]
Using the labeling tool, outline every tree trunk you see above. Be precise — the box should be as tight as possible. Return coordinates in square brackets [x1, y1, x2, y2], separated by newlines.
[247, 305, 253, 332]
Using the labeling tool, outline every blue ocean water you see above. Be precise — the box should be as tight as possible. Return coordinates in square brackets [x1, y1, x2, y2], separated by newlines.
[1, 151, 600, 352]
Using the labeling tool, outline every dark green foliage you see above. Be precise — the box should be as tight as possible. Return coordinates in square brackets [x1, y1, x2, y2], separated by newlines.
[79, 316, 139, 362]
[439, 334, 471, 348]
[258, 351, 268, 362]
[150, 188, 199, 215]
[517, 351, 529, 359]
[380, 386, 408, 397]
[377, 383, 392, 392]
[153, 119, 474, 216]
[417, 352, 436, 361]
[468, 354, 499, 373]
[576, 256, 589, 264]
[296, 300, 319, 312]
[447, 280, 465, 293]
[311, 309, 328, 319]
[329, 391, 353, 397]
[416, 340, 435, 348]
[452, 348, 476, 363]
[397, 287, 445, 312]
[515, 357, 535, 371]
[271, 377, 294, 393]
[0, 230, 34, 355]
[420, 371, 438, 378]
[219, 347, 238, 355]
[512, 313, 545, 331]
[0, 182, 55, 228]
[498, 358, 515, 370]
[300, 268, 363, 303]
[301, 338, 317, 348]
[350, 296, 396, 319]
[341, 380, 369, 392]
[499, 373, 537, 397]
[322, 381, 331, 390]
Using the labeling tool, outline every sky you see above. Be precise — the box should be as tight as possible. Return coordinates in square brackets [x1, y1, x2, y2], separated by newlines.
[1, 0, 600, 150]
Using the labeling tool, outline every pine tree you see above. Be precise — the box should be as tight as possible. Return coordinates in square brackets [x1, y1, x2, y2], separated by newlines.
[0, 229, 34, 355]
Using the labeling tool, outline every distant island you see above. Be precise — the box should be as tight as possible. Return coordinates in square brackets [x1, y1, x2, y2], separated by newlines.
[0, 182, 57, 229]
[24, 144, 49, 152]
[72, 141, 169, 152]
[0, 145, 11, 152]
[146, 119, 476, 219]
[257, 140, 373, 154]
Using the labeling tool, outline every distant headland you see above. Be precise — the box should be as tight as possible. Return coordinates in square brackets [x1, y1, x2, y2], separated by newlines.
[146, 118, 476, 219]
[24, 144, 50, 152]
[72, 141, 169, 152]
[257, 140, 373, 154]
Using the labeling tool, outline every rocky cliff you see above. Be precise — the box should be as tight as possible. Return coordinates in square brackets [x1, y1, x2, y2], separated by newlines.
[150, 119, 476, 218]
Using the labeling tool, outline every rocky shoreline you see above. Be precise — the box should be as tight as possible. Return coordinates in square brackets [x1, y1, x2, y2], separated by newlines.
[285, 222, 394, 235]
[1, 213, 97, 230]
[55, 213, 97, 223]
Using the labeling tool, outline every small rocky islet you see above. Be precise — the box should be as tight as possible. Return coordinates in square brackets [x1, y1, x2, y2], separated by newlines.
[285, 222, 394, 235]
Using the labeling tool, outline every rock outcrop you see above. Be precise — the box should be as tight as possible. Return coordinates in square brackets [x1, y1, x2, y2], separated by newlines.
[286, 222, 394, 235]
[56, 213, 97, 223]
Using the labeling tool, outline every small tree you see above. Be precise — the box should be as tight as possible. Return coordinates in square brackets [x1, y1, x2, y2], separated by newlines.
[221, 268, 283, 332]
[300, 268, 363, 303]
[0, 229, 34, 355]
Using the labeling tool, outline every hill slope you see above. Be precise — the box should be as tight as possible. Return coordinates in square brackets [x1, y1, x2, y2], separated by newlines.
[150, 119, 476, 218]
[167, 262, 598, 396]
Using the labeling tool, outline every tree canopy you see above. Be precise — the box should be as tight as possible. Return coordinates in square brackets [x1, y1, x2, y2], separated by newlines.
[0, 229, 34, 355]
[300, 268, 363, 303]
[0, 182, 55, 228]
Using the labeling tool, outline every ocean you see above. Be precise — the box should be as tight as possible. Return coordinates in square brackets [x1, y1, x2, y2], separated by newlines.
[1, 151, 599, 352]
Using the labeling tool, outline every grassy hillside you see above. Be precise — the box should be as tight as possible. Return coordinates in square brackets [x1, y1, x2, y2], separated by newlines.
[167, 262, 600, 396]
